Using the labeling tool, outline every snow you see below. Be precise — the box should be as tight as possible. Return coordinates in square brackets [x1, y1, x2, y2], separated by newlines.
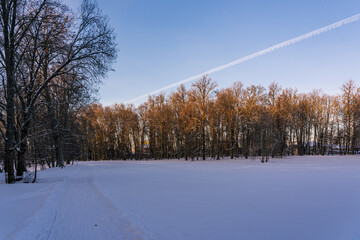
[1, 156, 360, 240]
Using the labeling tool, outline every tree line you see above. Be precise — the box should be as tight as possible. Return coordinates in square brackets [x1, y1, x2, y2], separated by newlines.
[78, 77, 360, 162]
[0, 0, 117, 183]
[1, 1, 359, 184]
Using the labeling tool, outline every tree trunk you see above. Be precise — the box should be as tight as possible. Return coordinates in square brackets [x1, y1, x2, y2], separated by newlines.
[16, 122, 29, 176]
[2, 0, 18, 183]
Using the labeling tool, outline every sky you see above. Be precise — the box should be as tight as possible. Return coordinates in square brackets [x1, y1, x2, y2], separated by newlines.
[65, 0, 360, 106]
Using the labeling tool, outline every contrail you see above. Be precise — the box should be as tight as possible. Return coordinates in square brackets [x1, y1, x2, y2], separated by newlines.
[125, 13, 360, 104]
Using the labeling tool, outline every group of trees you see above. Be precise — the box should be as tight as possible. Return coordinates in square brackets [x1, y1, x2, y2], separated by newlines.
[0, 0, 116, 183]
[79, 77, 360, 162]
[0, 1, 359, 185]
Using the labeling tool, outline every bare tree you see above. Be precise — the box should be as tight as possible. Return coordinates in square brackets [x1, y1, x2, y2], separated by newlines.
[341, 80, 358, 154]
[0, 0, 117, 182]
[1, 0, 48, 183]
[189, 75, 217, 160]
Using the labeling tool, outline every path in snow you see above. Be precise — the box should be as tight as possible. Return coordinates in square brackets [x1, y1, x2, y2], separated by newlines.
[12, 166, 143, 240]
[1, 156, 360, 240]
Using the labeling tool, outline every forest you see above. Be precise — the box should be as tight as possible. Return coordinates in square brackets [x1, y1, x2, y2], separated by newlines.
[0, 0, 359, 184]
[78, 78, 360, 162]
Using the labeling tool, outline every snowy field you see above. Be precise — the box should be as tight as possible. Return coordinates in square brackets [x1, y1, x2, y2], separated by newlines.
[1, 156, 360, 240]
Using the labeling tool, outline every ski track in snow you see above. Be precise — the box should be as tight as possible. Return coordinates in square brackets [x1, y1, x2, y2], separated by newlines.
[11, 166, 144, 240]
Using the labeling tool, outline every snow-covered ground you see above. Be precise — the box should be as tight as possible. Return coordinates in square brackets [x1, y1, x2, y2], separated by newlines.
[1, 156, 360, 240]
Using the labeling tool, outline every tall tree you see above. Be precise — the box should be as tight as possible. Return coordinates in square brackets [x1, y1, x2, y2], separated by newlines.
[1, 0, 48, 182]
[0, 0, 117, 182]
[341, 80, 358, 154]
[189, 75, 217, 160]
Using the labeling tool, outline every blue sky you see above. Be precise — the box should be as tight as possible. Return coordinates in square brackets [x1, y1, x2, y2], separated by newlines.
[66, 0, 360, 105]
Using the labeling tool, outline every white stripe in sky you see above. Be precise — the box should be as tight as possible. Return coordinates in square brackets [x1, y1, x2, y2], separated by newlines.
[125, 13, 360, 104]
